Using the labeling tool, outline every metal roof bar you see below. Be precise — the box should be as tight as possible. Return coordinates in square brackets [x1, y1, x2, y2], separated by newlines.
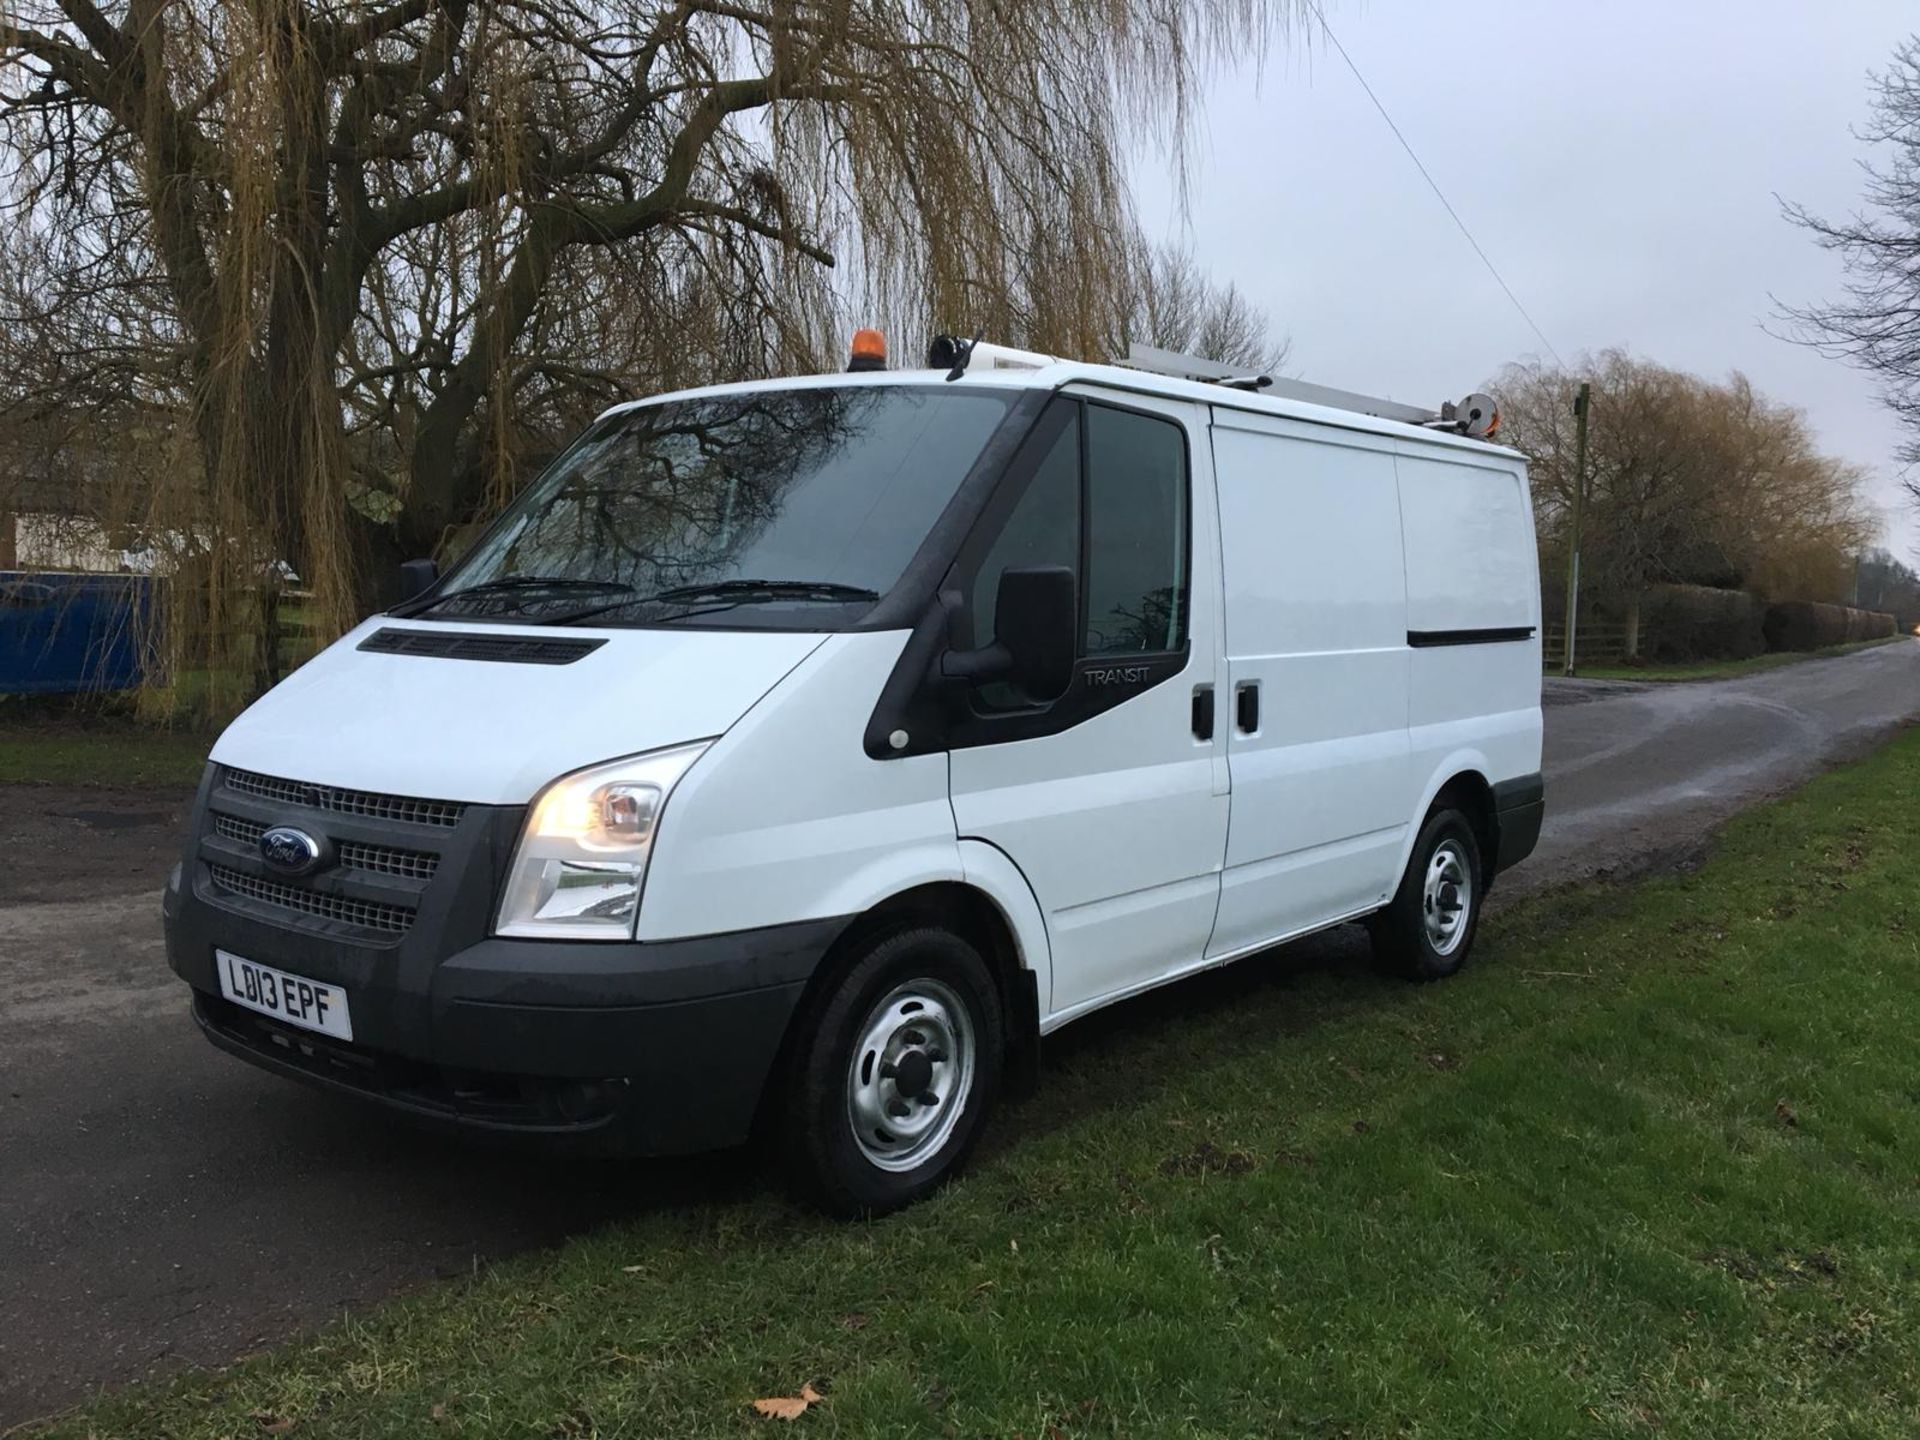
[1118, 343, 1441, 427]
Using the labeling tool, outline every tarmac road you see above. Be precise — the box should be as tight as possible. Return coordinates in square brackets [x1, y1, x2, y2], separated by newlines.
[1522, 637, 1920, 893]
[2, 637, 1916, 1427]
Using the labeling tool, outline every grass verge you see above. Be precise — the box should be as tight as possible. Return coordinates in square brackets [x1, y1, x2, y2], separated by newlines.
[0, 709, 209, 788]
[37, 731, 1920, 1439]
[1566, 634, 1905, 682]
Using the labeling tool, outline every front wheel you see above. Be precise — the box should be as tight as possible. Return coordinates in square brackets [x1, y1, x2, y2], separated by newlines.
[1368, 808, 1483, 981]
[777, 927, 1004, 1217]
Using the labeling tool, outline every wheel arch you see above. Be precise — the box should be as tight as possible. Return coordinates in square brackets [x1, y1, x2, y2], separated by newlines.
[754, 876, 1046, 1140]
[1431, 771, 1498, 877]
[1398, 753, 1499, 885]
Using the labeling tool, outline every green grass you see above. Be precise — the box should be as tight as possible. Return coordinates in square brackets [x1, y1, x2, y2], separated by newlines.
[0, 707, 210, 788]
[36, 732, 1920, 1438]
[1565, 634, 1906, 682]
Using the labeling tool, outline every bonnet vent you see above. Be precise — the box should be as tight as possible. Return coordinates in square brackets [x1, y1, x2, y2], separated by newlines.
[357, 628, 607, 665]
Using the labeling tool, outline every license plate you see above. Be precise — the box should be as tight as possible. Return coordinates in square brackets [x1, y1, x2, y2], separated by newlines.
[215, 950, 353, 1041]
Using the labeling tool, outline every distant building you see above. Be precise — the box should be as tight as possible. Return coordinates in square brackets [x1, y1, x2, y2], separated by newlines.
[7, 512, 143, 573]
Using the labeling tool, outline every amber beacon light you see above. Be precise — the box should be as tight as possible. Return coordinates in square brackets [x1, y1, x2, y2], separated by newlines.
[847, 328, 888, 372]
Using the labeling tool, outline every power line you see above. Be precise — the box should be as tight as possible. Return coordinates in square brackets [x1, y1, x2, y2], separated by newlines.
[1302, 0, 1567, 369]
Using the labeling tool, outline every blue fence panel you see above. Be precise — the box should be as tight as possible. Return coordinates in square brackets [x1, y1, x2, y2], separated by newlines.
[0, 572, 161, 695]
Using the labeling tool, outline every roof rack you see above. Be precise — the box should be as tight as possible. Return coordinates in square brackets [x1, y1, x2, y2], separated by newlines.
[1116, 343, 1499, 439]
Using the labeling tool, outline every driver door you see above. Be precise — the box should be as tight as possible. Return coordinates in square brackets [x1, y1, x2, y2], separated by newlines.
[946, 391, 1230, 1021]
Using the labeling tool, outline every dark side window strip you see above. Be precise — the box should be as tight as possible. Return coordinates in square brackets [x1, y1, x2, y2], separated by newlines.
[1407, 626, 1536, 648]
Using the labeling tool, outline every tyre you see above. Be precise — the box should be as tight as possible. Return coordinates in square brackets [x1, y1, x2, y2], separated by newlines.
[1368, 807, 1483, 981]
[777, 926, 1004, 1217]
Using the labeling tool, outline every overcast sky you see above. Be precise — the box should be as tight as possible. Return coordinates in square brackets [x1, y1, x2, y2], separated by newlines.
[1137, 0, 1919, 559]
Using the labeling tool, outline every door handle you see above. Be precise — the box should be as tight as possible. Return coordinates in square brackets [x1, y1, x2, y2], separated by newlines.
[1235, 681, 1260, 734]
[1191, 685, 1215, 741]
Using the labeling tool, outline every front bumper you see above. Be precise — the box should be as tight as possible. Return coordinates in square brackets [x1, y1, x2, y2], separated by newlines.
[164, 853, 846, 1157]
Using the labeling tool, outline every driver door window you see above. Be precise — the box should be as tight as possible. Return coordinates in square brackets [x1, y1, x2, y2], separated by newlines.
[1084, 404, 1189, 656]
[968, 399, 1190, 712]
[970, 416, 1080, 657]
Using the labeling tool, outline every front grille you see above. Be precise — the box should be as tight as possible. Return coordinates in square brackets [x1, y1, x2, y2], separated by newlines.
[336, 839, 439, 881]
[358, 627, 606, 665]
[211, 811, 264, 847]
[225, 769, 466, 829]
[208, 864, 414, 935]
[210, 811, 440, 881]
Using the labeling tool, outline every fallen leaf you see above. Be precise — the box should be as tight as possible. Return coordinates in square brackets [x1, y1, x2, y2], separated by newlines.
[838, 1312, 869, 1331]
[248, 1412, 296, 1436]
[1775, 1099, 1799, 1128]
[752, 1383, 824, 1421]
[431, 1403, 447, 1421]
[621, 1264, 645, 1273]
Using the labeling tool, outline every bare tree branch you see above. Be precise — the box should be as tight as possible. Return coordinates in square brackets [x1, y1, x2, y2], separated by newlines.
[1779, 33, 1920, 519]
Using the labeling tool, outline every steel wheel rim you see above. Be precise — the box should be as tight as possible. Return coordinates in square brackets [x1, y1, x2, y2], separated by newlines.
[1422, 840, 1472, 957]
[845, 978, 977, 1172]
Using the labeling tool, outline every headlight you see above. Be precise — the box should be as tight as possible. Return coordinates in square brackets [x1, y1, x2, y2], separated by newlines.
[495, 742, 711, 940]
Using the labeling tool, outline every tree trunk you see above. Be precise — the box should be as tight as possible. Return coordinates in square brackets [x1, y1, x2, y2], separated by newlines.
[350, 510, 412, 612]
[258, 0, 336, 580]
[1623, 593, 1643, 660]
[402, 215, 569, 558]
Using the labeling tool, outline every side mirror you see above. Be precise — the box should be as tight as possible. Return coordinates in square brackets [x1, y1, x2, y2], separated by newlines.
[942, 565, 1077, 702]
[397, 558, 439, 601]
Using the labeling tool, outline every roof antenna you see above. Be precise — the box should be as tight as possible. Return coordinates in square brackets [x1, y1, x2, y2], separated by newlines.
[933, 329, 986, 382]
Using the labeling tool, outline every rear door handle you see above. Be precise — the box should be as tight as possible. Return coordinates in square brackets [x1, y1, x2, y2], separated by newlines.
[1235, 681, 1260, 734]
[1191, 685, 1215, 741]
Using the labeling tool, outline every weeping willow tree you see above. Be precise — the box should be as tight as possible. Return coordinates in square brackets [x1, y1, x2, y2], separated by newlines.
[1, 0, 1301, 714]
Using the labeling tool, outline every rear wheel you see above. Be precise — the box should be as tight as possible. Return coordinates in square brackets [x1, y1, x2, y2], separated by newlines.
[1369, 808, 1483, 981]
[778, 927, 1004, 1216]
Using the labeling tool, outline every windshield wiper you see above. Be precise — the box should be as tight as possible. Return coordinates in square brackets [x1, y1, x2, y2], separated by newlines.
[647, 579, 881, 604]
[548, 579, 880, 627]
[401, 576, 635, 617]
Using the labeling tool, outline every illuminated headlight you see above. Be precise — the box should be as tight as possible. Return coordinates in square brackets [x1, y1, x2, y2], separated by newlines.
[495, 742, 711, 940]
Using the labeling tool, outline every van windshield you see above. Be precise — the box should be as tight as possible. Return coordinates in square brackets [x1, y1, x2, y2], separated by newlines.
[419, 385, 1016, 627]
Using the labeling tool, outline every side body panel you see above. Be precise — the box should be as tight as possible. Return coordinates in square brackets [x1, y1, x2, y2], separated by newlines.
[639, 631, 963, 938]
[1394, 444, 1543, 880]
[1207, 409, 1412, 957]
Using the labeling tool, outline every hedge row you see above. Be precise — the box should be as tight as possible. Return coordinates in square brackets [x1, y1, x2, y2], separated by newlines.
[1639, 584, 1767, 662]
[1595, 584, 1901, 662]
[1763, 600, 1899, 652]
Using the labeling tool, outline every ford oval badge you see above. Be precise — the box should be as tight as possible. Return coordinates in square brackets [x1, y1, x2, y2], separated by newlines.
[259, 825, 325, 877]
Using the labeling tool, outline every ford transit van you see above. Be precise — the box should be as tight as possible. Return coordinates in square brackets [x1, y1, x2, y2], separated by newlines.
[163, 338, 1544, 1215]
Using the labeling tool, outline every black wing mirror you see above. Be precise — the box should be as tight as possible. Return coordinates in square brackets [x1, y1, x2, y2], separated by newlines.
[941, 565, 1077, 702]
[397, 558, 439, 602]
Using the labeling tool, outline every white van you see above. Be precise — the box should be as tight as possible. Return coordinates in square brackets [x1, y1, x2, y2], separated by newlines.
[164, 338, 1543, 1215]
